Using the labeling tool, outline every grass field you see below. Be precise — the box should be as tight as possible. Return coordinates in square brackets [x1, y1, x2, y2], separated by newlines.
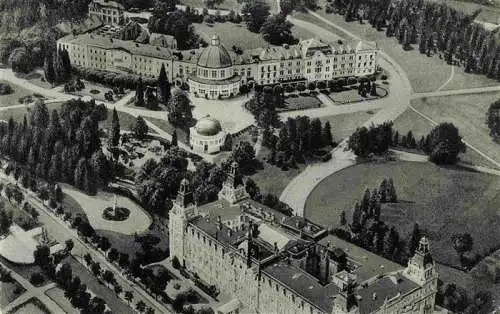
[428, 0, 500, 24]
[0, 280, 24, 308]
[145, 117, 189, 144]
[410, 92, 500, 168]
[99, 111, 139, 133]
[319, 110, 379, 142]
[45, 287, 75, 313]
[299, 7, 500, 92]
[195, 22, 270, 50]
[304, 160, 500, 265]
[181, 0, 241, 11]
[250, 161, 306, 196]
[0, 80, 45, 108]
[282, 95, 322, 111]
[392, 106, 500, 169]
[8, 297, 51, 314]
[328, 86, 388, 104]
[0, 102, 63, 122]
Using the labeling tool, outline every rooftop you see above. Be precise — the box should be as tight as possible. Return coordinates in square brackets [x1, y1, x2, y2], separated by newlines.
[356, 273, 419, 314]
[59, 33, 173, 60]
[91, 0, 125, 10]
[319, 235, 402, 283]
[262, 260, 339, 312]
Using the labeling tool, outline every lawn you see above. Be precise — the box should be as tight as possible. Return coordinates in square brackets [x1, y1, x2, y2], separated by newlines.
[194, 22, 270, 51]
[304, 161, 500, 265]
[181, 0, 241, 11]
[250, 159, 306, 196]
[281, 94, 322, 111]
[0, 255, 49, 287]
[61, 193, 89, 222]
[392, 106, 500, 169]
[145, 117, 190, 144]
[411, 92, 500, 169]
[16, 71, 53, 90]
[319, 109, 379, 142]
[327, 85, 388, 104]
[7, 297, 51, 314]
[96, 226, 169, 262]
[0, 102, 63, 122]
[62, 256, 132, 314]
[45, 287, 76, 313]
[0, 280, 24, 308]
[428, 0, 500, 24]
[297, 7, 500, 92]
[0, 80, 46, 108]
[99, 111, 140, 133]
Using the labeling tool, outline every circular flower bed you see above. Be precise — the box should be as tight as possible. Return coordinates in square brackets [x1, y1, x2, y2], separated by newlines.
[102, 207, 130, 221]
[90, 89, 100, 94]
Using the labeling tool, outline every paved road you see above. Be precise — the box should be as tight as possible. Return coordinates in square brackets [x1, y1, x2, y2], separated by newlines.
[0, 262, 61, 313]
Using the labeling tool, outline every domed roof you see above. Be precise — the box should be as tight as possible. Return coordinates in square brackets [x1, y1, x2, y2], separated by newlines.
[197, 35, 232, 69]
[194, 116, 223, 136]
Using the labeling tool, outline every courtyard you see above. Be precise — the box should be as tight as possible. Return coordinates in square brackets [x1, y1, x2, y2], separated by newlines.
[304, 160, 500, 265]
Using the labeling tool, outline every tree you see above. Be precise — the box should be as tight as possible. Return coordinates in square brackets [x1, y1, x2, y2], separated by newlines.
[136, 300, 147, 313]
[91, 262, 102, 277]
[428, 123, 466, 164]
[134, 116, 149, 140]
[44, 53, 56, 85]
[65, 239, 74, 253]
[171, 129, 178, 147]
[125, 291, 134, 304]
[102, 270, 115, 287]
[9, 47, 32, 73]
[242, 0, 271, 33]
[172, 256, 181, 269]
[310, 118, 324, 149]
[260, 15, 295, 45]
[30, 272, 45, 286]
[0, 206, 13, 235]
[114, 284, 123, 295]
[322, 121, 333, 146]
[34, 245, 51, 268]
[168, 89, 192, 126]
[340, 211, 346, 226]
[56, 263, 73, 288]
[409, 223, 421, 256]
[205, 0, 224, 9]
[84, 253, 93, 266]
[99, 236, 111, 252]
[108, 248, 119, 263]
[30, 100, 50, 128]
[135, 78, 145, 107]
[379, 178, 388, 203]
[231, 141, 256, 173]
[157, 64, 171, 103]
[451, 233, 473, 258]
[387, 178, 397, 203]
[110, 108, 120, 147]
[119, 253, 129, 268]
[486, 100, 500, 141]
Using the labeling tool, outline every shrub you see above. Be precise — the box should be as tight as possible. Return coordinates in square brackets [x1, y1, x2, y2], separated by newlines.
[172, 256, 181, 269]
[0, 83, 13, 95]
[90, 89, 100, 94]
[30, 272, 45, 286]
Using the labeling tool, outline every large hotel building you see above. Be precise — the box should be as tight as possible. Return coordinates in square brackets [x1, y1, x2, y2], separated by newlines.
[169, 162, 446, 314]
[57, 21, 377, 99]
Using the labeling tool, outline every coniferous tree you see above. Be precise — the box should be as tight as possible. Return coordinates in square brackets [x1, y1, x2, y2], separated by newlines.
[44, 53, 56, 85]
[171, 129, 178, 147]
[409, 223, 421, 256]
[379, 178, 388, 203]
[136, 78, 145, 106]
[360, 188, 371, 212]
[157, 64, 171, 103]
[110, 108, 120, 147]
[322, 121, 333, 146]
[387, 178, 397, 202]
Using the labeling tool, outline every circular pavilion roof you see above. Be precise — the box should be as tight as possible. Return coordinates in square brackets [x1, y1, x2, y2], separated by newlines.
[197, 35, 232, 69]
[194, 116, 223, 136]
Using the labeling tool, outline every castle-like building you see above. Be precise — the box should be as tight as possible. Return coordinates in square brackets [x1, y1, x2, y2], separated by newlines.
[57, 3, 378, 99]
[169, 163, 443, 314]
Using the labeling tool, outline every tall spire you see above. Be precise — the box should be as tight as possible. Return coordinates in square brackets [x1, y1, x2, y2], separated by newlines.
[218, 161, 249, 204]
[176, 178, 192, 208]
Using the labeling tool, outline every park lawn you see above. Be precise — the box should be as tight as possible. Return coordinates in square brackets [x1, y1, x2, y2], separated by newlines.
[181, 0, 241, 11]
[0, 255, 48, 288]
[319, 109, 379, 142]
[0, 80, 45, 108]
[281, 94, 322, 111]
[15, 70, 53, 90]
[194, 22, 270, 50]
[392, 106, 500, 169]
[61, 193, 89, 222]
[99, 111, 139, 132]
[0, 281, 24, 308]
[250, 158, 306, 197]
[327, 85, 388, 104]
[411, 92, 500, 168]
[8, 297, 51, 314]
[95, 227, 169, 262]
[299, 7, 500, 92]
[62, 256, 132, 314]
[304, 160, 500, 265]
[428, 0, 500, 24]
[45, 287, 76, 314]
[0, 102, 63, 122]
[144, 117, 189, 144]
